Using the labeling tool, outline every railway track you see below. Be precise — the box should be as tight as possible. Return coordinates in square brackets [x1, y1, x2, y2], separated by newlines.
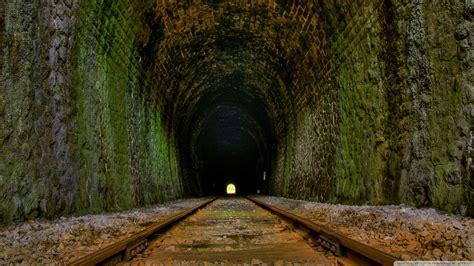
[246, 196, 399, 266]
[71, 197, 399, 265]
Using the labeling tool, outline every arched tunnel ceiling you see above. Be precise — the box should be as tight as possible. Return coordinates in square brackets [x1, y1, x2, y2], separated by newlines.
[136, 0, 329, 194]
[140, 0, 329, 121]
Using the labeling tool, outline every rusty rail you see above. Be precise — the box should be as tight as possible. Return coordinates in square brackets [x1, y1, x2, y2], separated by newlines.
[70, 197, 218, 265]
[246, 196, 399, 266]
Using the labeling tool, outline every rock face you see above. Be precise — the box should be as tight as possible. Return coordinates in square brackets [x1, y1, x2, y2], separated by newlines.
[0, 0, 473, 223]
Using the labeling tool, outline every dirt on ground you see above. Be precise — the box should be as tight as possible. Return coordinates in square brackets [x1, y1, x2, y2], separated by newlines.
[127, 197, 336, 265]
[258, 196, 474, 261]
[0, 198, 206, 265]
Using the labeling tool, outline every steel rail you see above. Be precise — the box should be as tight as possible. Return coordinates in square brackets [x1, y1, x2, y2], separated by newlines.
[246, 196, 399, 266]
[70, 197, 218, 265]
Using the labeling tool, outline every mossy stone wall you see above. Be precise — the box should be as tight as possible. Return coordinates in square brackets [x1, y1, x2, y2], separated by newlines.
[0, 1, 184, 223]
[275, 0, 473, 216]
[69, 0, 184, 216]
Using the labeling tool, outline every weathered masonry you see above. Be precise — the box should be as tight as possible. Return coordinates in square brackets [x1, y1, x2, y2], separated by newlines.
[1, 0, 473, 223]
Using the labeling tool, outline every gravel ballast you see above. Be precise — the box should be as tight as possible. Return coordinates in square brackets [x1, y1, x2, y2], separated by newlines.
[0, 198, 207, 265]
[257, 196, 474, 261]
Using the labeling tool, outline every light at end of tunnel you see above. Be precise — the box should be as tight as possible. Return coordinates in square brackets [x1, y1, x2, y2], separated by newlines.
[226, 183, 236, 195]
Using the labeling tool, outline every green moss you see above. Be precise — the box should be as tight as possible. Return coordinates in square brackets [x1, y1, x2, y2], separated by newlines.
[52, 85, 61, 93]
[326, 7, 391, 205]
[432, 184, 466, 214]
[70, 0, 183, 215]
[423, 0, 467, 214]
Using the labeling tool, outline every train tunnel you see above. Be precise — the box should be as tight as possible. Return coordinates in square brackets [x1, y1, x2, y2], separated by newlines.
[1, 0, 473, 225]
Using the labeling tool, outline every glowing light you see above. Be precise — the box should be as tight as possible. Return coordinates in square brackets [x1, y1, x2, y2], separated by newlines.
[226, 183, 236, 195]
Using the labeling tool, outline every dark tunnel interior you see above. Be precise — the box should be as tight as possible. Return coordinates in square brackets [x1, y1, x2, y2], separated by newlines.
[178, 73, 276, 196]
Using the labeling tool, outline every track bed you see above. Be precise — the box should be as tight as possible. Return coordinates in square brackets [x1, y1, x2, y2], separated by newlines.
[124, 197, 335, 265]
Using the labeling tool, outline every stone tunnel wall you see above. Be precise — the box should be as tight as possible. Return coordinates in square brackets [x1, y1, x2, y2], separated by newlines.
[0, 0, 82, 222]
[0, 1, 184, 223]
[71, 1, 184, 214]
[275, 0, 473, 216]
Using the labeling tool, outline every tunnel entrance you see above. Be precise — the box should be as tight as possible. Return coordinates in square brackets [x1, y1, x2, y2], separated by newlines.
[226, 184, 236, 195]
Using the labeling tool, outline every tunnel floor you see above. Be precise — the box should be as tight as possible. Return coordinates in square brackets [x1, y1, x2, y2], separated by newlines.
[0, 197, 472, 264]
